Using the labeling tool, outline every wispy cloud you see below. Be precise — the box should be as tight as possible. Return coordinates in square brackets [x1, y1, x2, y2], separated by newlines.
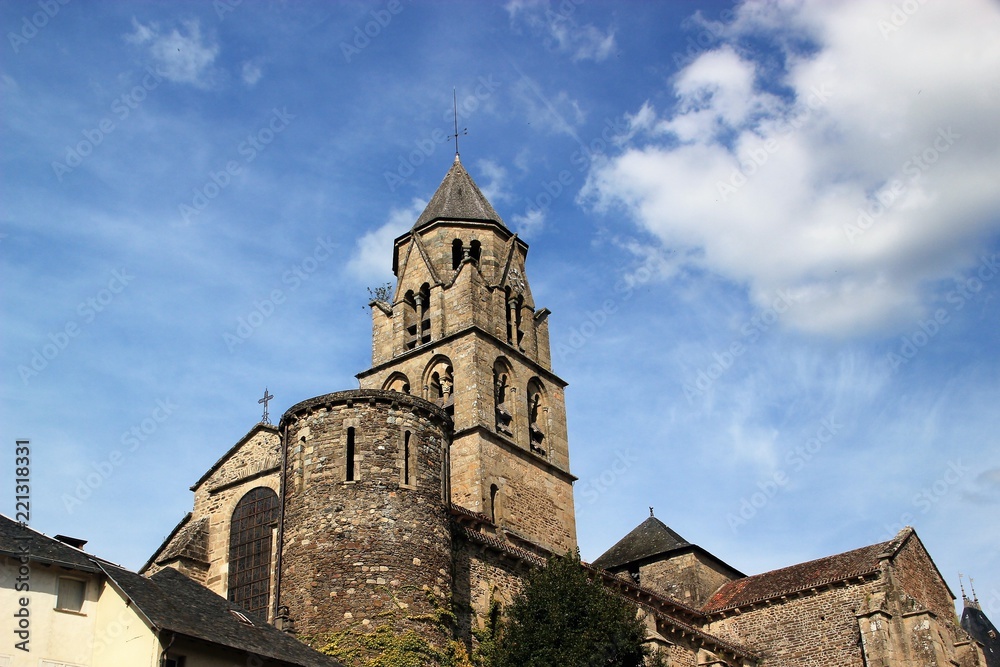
[126, 18, 220, 89]
[505, 0, 616, 62]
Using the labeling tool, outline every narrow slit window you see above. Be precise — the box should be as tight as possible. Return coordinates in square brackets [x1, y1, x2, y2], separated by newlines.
[346, 427, 355, 481]
[403, 430, 413, 486]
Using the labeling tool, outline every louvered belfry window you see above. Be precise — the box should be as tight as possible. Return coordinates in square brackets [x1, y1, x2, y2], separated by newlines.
[227, 487, 279, 619]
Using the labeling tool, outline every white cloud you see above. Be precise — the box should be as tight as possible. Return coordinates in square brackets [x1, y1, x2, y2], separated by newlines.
[241, 60, 263, 87]
[511, 208, 545, 237]
[126, 18, 220, 89]
[583, 0, 1000, 337]
[475, 159, 512, 204]
[504, 0, 616, 62]
[512, 77, 585, 140]
[348, 199, 427, 281]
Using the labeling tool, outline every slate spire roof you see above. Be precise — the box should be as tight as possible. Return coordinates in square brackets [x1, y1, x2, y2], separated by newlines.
[591, 516, 692, 570]
[961, 588, 1000, 667]
[412, 155, 507, 231]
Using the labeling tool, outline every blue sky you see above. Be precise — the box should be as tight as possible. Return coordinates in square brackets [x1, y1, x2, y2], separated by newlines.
[3, 0, 999, 616]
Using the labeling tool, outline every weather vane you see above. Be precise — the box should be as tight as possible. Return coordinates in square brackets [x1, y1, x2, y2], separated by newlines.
[449, 87, 467, 159]
[258, 387, 274, 425]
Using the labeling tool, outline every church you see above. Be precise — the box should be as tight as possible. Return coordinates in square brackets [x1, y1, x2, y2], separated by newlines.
[141, 155, 993, 666]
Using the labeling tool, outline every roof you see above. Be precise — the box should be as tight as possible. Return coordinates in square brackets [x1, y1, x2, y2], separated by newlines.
[100, 563, 343, 667]
[591, 516, 692, 570]
[703, 529, 912, 613]
[411, 155, 507, 231]
[0, 513, 103, 573]
[962, 603, 1000, 667]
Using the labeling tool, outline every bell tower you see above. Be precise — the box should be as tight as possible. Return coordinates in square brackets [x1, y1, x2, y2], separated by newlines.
[357, 155, 577, 554]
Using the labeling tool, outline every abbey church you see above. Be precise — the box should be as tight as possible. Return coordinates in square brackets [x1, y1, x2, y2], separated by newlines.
[142, 156, 995, 667]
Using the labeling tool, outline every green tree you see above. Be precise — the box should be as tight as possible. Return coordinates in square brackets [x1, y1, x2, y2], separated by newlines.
[491, 551, 648, 667]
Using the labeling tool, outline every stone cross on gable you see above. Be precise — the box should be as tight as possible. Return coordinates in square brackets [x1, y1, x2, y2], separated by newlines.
[259, 388, 274, 425]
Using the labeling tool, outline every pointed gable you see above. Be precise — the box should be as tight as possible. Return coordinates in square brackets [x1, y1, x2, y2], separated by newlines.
[412, 156, 507, 230]
[592, 517, 692, 570]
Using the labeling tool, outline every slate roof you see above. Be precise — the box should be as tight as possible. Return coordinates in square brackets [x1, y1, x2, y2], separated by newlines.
[962, 602, 1000, 667]
[411, 155, 507, 230]
[100, 563, 343, 667]
[591, 516, 693, 570]
[0, 513, 102, 573]
[703, 529, 911, 613]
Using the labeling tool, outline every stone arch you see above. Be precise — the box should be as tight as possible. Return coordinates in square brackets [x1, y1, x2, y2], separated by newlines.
[227, 486, 279, 620]
[452, 238, 464, 270]
[382, 372, 411, 394]
[492, 356, 515, 437]
[526, 377, 547, 455]
[423, 355, 454, 413]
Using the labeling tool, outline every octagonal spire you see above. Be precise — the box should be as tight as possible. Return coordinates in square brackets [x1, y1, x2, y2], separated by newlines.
[412, 155, 507, 231]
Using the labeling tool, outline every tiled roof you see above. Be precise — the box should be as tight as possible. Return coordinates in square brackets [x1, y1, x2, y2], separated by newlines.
[591, 516, 692, 570]
[703, 529, 911, 613]
[101, 563, 343, 667]
[412, 156, 507, 230]
[0, 513, 102, 573]
[961, 603, 1000, 667]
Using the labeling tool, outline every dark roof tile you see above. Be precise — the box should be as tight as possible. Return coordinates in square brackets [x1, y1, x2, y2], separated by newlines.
[412, 156, 506, 230]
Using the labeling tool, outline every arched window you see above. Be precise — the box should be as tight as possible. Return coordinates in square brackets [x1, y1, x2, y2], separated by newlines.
[452, 239, 464, 270]
[527, 379, 546, 455]
[493, 358, 514, 436]
[505, 287, 523, 347]
[424, 357, 454, 417]
[489, 483, 500, 524]
[227, 487, 279, 620]
[403, 290, 418, 350]
[470, 240, 481, 264]
[382, 372, 411, 394]
[418, 283, 431, 344]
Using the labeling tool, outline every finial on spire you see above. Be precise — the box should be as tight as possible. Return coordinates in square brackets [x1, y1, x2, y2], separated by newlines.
[449, 87, 467, 160]
[649, 506, 654, 517]
[258, 387, 274, 425]
[970, 577, 981, 609]
[960, 573, 969, 602]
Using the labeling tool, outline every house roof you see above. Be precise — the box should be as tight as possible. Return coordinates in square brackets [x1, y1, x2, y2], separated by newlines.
[0, 513, 103, 573]
[411, 155, 507, 231]
[703, 528, 913, 613]
[100, 563, 343, 667]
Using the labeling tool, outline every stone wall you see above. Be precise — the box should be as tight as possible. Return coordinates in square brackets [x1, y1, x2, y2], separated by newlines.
[707, 578, 883, 666]
[639, 550, 741, 608]
[451, 532, 529, 647]
[278, 389, 453, 649]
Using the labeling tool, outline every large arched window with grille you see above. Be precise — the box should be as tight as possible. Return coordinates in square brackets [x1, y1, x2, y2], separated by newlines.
[227, 487, 279, 620]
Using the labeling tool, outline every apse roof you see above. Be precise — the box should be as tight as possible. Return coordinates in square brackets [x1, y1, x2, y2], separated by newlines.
[412, 155, 507, 230]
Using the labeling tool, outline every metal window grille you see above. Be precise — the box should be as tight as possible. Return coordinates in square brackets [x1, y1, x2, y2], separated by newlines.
[227, 487, 278, 620]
